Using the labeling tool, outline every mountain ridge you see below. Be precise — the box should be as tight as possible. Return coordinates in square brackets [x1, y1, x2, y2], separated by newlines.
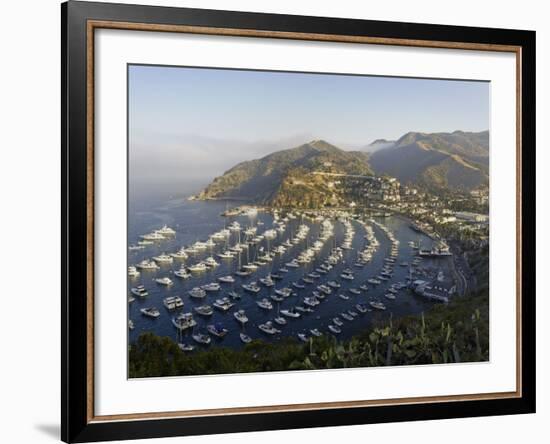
[198, 139, 373, 204]
[197, 130, 489, 205]
[369, 130, 489, 191]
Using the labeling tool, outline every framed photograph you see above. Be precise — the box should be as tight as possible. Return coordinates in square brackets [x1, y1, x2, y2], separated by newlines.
[62, 1, 535, 442]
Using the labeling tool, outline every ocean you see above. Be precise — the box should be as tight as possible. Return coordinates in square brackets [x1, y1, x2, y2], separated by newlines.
[128, 195, 454, 350]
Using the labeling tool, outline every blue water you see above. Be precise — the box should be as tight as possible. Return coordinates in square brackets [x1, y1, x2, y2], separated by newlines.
[128, 197, 453, 349]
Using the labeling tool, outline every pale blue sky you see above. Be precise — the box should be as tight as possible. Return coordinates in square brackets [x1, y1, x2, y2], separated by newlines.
[128, 64, 489, 191]
[129, 64, 489, 146]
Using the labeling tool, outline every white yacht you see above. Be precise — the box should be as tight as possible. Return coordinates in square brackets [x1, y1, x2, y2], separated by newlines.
[156, 225, 176, 236]
[170, 249, 188, 260]
[242, 283, 261, 293]
[155, 277, 173, 286]
[183, 245, 200, 254]
[194, 305, 214, 316]
[259, 277, 275, 287]
[256, 298, 273, 310]
[188, 287, 207, 298]
[207, 323, 229, 338]
[244, 226, 257, 236]
[128, 266, 140, 277]
[188, 262, 207, 272]
[140, 231, 165, 241]
[163, 296, 184, 310]
[153, 253, 173, 264]
[229, 221, 241, 231]
[369, 301, 387, 310]
[131, 285, 148, 298]
[328, 324, 342, 334]
[178, 343, 195, 352]
[201, 282, 220, 292]
[240, 333, 252, 344]
[217, 251, 235, 259]
[174, 267, 191, 279]
[280, 308, 300, 318]
[274, 287, 292, 298]
[263, 229, 277, 239]
[233, 309, 248, 324]
[309, 328, 323, 337]
[258, 321, 280, 335]
[192, 333, 211, 345]
[203, 257, 219, 268]
[135, 259, 159, 270]
[140, 307, 160, 318]
[172, 312, 197, 331]
[213, 297, 234, 311]
[217, 275, 235, 283]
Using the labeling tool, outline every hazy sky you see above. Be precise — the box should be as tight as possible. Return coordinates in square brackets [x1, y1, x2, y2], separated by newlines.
[128, 64, 489, 193]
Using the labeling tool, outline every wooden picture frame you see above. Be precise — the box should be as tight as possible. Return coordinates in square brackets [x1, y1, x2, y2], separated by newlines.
[62, 1, 536, 442]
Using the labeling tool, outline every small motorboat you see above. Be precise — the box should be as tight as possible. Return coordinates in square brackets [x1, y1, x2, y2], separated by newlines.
[194, 305, 214, 316]
[163, 296, 184, 310]
[228, 290, 241, 299]
[242, 283, 261, 293]
[240, 333, 252, 344]
[256, 298, 273, 310]
[188, 287, 206, 298]
[355, 303, 370, 314]
[297, 333, 308, 342]
[174, 268, 191, 279]
[280, 308, 301, 318]
[207, 323, 229, 338]
[131, 285, 148, 298]
[369, 301, 387, 310]
[213, 297, 235, 312]
[155, 277, 174, 286]
[258, 321, 280, 335]
[310, 328, 322, 337]
[140, 307, 160, 318]
[178, 343, 195, 352]
[192, 333, 211, 345]
[328, 325, 341, 334]
[341, 312, 354, 321]
[201, 282, 221, 292]
[233, 309, 248, 324]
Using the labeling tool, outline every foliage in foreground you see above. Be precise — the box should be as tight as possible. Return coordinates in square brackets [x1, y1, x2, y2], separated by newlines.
[129, 291, 488, 378]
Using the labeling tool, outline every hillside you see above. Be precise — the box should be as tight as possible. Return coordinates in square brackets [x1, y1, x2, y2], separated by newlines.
[198, 140, 373, 206]
[369, 130, 489, 191]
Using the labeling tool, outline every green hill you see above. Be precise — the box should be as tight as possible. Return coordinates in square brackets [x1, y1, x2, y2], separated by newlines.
[198, 140, 372, 205]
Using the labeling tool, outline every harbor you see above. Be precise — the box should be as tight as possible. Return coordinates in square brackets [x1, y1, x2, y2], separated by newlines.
[128, 197, 459, 351]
